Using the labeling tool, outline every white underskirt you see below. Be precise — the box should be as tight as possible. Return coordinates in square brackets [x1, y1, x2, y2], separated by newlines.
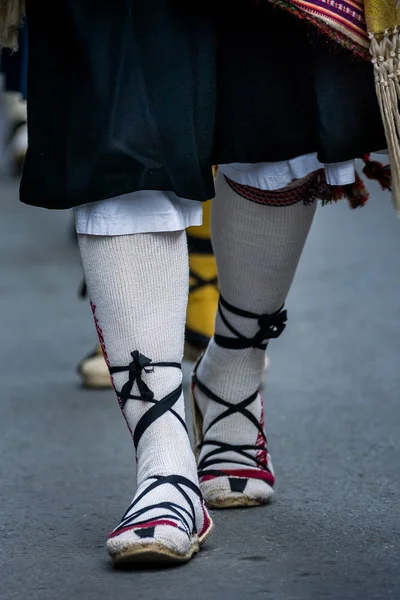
[74, 190, 202, 236]
[219, 154, 355, 188]
[74, 154, 355, 236]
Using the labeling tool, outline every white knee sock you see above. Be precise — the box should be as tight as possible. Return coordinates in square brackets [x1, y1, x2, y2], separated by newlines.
[194, 171, 317, 505]
[78, 231, 212, 561]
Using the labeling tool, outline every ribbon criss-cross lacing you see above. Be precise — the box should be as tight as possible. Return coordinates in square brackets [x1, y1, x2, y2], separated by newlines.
[193, 297, 287, 481]
[214, 295, 287, 351]
[109, 350, 201, 538]
[187, 234, 218, 296]
[112, 475, 203, 538]
[193, 369, 271, 479]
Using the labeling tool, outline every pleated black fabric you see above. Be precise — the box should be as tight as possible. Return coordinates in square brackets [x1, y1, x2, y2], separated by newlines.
[21, 0, 386, 210]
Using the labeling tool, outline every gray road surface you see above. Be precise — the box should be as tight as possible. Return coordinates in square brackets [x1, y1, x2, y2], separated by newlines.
[1, 170, 399, 599]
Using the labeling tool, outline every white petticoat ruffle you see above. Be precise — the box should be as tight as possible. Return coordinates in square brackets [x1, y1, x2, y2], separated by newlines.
[74, 154, 355, 236]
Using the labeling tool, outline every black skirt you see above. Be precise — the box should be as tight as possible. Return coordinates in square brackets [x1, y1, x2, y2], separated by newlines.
[21, 0, 386, 210]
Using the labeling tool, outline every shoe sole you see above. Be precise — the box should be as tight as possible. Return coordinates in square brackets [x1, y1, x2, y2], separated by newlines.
[110, 518, 214, 568]
[111, 540, 200, 567]
[205, 496, 267, 509]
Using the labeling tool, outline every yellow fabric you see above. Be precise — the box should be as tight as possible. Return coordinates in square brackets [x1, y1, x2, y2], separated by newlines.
[187, 254, 218, 341]
[364, 0, 400, 35]
[186, 199, 212, 239]
[186, 200, 218, 342]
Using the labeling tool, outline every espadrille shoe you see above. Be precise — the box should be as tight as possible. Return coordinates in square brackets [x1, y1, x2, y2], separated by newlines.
[191, 296, 287, 508]
[107, 475, 214, 566]
[77, 345, 113, 389]
[105, 351, 213, 566]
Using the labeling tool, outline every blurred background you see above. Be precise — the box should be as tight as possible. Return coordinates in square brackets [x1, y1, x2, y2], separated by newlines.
[0, 28, 399, 600]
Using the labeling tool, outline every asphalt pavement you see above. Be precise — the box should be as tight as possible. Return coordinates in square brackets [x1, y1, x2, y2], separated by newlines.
[1, 167, 399, 599]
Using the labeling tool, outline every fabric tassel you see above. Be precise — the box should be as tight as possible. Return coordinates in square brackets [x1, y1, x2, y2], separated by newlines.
[362, 153, 392, 190]
[369, 28, 400, 215]
[343, 172, 370, 209]
[309, 170, 369, 208]
[0, 0, 24, 49]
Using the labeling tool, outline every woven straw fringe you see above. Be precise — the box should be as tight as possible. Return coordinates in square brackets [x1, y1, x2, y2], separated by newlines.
[370, 28, 400, 215]
[0, 0, 24, 49]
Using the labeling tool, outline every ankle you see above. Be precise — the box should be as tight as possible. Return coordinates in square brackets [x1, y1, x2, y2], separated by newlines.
[136, 447, 199, 486]
[196, 339, 265, 410]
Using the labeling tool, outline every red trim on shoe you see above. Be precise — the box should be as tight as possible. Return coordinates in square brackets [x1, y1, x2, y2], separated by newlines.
[108, 519, 179, 538]
[256, 394, 269, 467]
[199, 501, 212, 538]
[201, 469, 275, 485]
